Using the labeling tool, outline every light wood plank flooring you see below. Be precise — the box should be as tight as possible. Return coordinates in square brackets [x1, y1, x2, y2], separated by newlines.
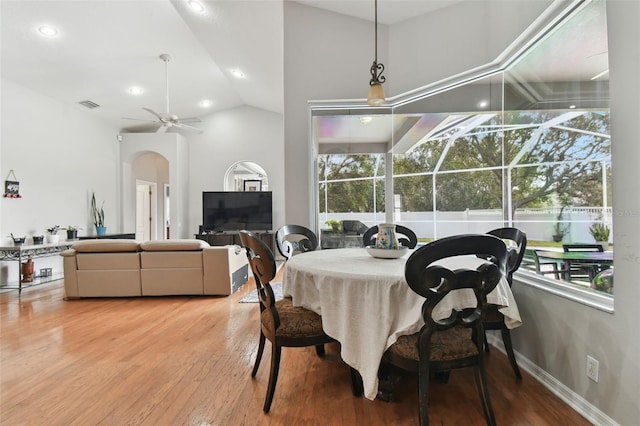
[1, 278, 590, 425]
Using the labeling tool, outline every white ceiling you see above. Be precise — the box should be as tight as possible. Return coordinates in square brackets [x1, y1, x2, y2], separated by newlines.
[1, 0, 444, 133]
[1, 0, 608, 140]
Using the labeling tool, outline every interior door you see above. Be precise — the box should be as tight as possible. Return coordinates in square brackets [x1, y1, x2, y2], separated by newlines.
[136, 181, 156, 241]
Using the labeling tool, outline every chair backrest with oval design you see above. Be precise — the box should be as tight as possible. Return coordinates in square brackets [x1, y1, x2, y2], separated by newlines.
[486, 227, 527, 286]
[275, 225, 318, 260]
[239, 230, 279, 329]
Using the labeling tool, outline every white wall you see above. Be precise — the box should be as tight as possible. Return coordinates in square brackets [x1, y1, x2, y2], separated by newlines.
[388, 0, 552, 95]
[283, 1, 639, 424]
[0, 78, 120, 284]
[284, 2, 383, 227]
[187, 106, 285, 236]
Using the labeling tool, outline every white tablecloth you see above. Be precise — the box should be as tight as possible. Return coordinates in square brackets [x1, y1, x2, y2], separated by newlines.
[282, 248, 522, 400]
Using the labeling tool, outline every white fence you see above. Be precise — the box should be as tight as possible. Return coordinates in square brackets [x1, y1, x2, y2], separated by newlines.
[322, 207, 612, 243]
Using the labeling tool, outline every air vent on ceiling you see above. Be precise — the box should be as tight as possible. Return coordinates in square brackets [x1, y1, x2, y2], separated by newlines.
[78, 100, 100, 109]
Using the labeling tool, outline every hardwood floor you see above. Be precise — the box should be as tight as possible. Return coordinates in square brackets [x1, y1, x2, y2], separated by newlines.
[1, 278, 590, 425]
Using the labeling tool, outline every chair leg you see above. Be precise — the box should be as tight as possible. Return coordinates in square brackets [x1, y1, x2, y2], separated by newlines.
[473, 365, 496, 426]
[252, 331, 266, 377]
[483, 330, 490, 353]
[263, 344, 282, 413]
[315, 344, 325, 357]
[501, 327, 522, 380]
[418, 359, 431, 426]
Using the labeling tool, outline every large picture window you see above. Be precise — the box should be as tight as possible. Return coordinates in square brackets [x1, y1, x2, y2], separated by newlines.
[312, 1, 612, 300]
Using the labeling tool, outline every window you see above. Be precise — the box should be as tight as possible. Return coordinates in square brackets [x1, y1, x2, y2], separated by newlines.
[312, 1, 612, 306]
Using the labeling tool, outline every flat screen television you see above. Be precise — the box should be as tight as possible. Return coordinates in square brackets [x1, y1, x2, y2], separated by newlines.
[202, 191, 272, 232]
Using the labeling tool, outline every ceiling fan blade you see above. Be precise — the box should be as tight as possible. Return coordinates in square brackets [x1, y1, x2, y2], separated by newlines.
[177, 116, 202, 123]
[156, 124, 170, 133]
[175, 123, 204, 134]
[143, 107, 164, 120]
[122, 117, 160, 123]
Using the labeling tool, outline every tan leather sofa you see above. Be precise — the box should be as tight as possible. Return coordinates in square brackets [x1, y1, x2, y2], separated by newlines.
[61, 239, 248, 298]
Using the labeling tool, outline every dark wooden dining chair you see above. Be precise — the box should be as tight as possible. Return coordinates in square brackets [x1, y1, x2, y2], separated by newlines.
[363, 224, 418, 248]
[239, 230, 334, 413]
[275, 224, 318, 260]
[482, 227, 527, 379]
[383, 234, 507, 426]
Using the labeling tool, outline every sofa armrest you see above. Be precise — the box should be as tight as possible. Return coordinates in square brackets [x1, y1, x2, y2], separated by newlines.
[202, 245, 249, 295]
[61, 249, 79, 299]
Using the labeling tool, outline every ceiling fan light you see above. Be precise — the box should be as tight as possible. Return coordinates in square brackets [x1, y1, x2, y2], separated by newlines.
[367, 83, 385, 106]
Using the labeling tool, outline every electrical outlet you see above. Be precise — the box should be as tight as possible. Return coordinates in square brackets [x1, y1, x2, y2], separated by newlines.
[587, 355, 599, 382]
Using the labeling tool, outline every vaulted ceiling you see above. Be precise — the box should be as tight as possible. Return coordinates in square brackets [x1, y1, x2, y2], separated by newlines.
[1, 0, 453, 133]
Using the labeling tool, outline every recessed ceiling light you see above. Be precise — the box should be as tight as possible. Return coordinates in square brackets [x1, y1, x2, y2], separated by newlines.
[128, 86, 144, 95]
[187, 0, 206, 14]
[199, 100, 213, 108]
[359, 116, 373, 124]
[478, 100, 488, 108]
[230, 69, 246, 79]
[569, 104, 577, 109]
[37, 25, 59, 37]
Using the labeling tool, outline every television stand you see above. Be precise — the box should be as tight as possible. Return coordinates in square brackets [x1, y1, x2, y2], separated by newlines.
[195, 231, 274, 253]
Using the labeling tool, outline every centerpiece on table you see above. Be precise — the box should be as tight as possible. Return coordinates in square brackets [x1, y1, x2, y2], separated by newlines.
[367, 223, 407, 259]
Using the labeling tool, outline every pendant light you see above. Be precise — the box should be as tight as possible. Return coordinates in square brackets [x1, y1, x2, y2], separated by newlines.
[367, 0, 385, 106]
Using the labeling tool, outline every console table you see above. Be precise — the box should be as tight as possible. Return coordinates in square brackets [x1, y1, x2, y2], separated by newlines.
[0, 241, 74, 293]
[195, 231, 274, 253]
[78, 233, 136, 240]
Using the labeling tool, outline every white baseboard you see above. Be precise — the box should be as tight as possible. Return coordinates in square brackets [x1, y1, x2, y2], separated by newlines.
[486, 334, 618, 426]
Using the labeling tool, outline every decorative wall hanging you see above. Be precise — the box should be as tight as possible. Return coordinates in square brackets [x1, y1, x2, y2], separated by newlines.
[3, 170, 22, 198]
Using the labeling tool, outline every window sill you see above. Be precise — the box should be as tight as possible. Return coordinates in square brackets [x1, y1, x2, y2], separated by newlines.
[514, 270, 614, 313]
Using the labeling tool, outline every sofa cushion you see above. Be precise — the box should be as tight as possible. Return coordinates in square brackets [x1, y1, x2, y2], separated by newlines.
[77, 252, 141, 270]
[140, 239, 210, 251]
[73, 239, 140, 253]
[141, 251, 203, 268]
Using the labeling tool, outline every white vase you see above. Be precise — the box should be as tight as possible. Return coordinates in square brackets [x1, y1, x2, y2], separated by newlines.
[47, 234, 60, 244]
[375, 223, 399, 249]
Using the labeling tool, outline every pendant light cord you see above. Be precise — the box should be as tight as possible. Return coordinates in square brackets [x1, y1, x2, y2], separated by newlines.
[374, 0, 378, 63]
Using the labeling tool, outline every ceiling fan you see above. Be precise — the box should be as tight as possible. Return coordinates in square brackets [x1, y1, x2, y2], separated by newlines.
[123, 53, 203, 134]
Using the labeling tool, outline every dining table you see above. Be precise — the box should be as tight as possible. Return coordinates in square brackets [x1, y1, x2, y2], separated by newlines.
[535, 250, 613, 280]
[282, 247, 522, 400]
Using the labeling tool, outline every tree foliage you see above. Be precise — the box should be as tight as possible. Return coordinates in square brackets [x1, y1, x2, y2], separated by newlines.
[317, 111, 610, 214]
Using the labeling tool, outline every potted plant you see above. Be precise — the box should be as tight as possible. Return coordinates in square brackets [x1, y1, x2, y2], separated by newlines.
[9, 233, 25, 246]
[589, 222, 610, 250]
[46, 225, 61, 243]
[32, 235, 44, 245]
[552, 207, 568, 243]
[64, 226, 81, 240]
[91, 192, 106, 236]
[325, 219, 341, 231]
